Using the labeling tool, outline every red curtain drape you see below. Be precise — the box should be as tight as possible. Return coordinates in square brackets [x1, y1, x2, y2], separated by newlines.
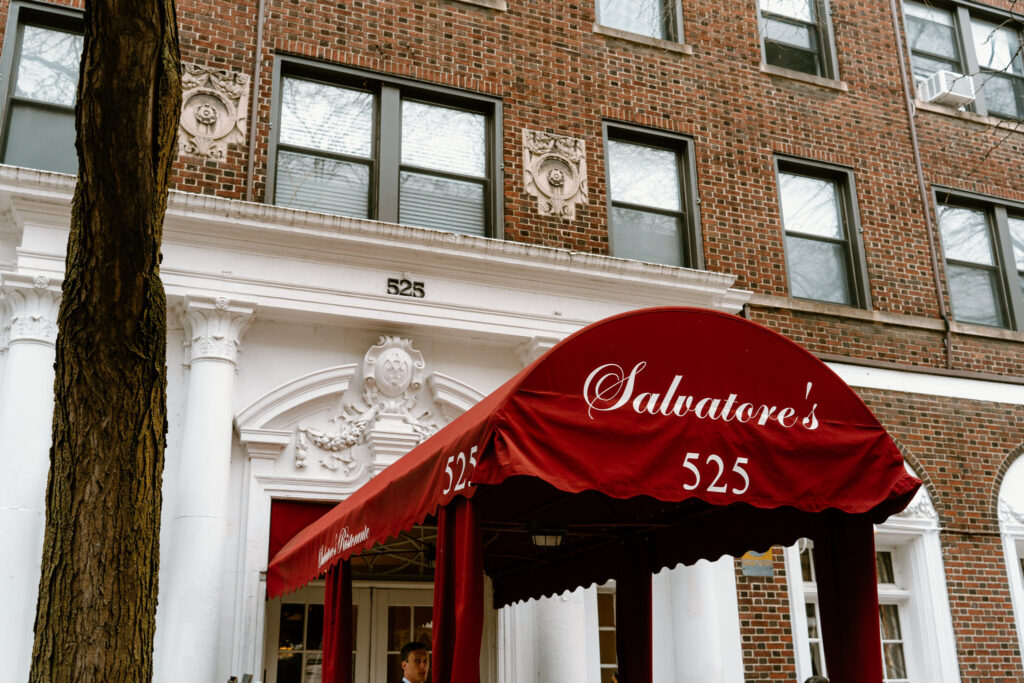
[322, 560, 353, 683]
[615, 541, 653, 683]
[813, 516, 883, 683]
[432, 496, 484, 683]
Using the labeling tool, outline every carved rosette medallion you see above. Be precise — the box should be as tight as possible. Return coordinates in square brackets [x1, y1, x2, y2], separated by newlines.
[523, 129, 587, 220]
[295, 336, 439, 477]
[178, 64, 250, 160]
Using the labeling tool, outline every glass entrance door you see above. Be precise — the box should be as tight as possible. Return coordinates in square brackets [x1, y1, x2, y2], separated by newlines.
[265, 583, 432, 683]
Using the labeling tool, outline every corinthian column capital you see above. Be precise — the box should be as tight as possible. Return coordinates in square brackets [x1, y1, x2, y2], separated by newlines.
[1, 273, 62, 346]
[181, 295, 255, 365]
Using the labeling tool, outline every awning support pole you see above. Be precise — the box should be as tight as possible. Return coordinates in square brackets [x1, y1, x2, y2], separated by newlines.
[322, 559, 353, 683]
[432, 496, 484, 683]
[814, 516, 883, 683]
[615, 540, 653, 683]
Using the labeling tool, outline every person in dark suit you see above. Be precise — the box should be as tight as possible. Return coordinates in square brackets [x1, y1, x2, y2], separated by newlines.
[400, 642, 429, 683]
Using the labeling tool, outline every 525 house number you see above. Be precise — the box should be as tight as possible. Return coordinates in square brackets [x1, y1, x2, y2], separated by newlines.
[682, 452, 750, 495]
[387, 277, 425, 298]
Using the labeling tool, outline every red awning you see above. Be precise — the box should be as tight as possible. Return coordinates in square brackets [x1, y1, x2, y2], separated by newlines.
[268, 307, 918, 601]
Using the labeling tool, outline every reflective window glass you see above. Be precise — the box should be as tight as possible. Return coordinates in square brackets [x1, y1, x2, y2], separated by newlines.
[597, 0, 672, 40]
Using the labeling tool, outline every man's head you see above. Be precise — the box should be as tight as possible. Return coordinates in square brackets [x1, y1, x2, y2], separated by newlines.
[400, 642, 430, 683]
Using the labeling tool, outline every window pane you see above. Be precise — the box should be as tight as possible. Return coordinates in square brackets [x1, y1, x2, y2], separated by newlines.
[277, 652, 302, 683]
[976, 71, 1024, 119]
[14, 25, 81, 106]
[401, 101, 486, 177]
[946, 263, 1005, 327]
[910, 54, 961, 82]
[875, 551, 896, 584]
[905, 4, 958, 60]
[800, 545, 815, 582]
[279, 603, 305, 650]
[280, 77, 373, 158]
[597, 0, 668, 39]
[883, 643, 908, 679]
[779, 173, 843, 239]
[597, 592, 615, 627]
[599, 630, 618, 664]
[764, 17, 817, 50]
[600, 669, 617, 683]
[413, 606, 433, 645]
[764, 41, 821, 75]
[607, 140, 680, 210]
[785, 235, 851, 304]
[275, 151, 370, 218]
[305, 653, 323, 683]
[805, 602, 819, 639]
[879, 604, 903, 640]
[610, 206, 682, 266]
[760, 0, 814, 23]
[939, 206, 994, 265]
[387, 606, 412, 651]
[1009, 216, 1024, 269]
[972, 21, 1024, 75]
[4, 103, 77, 174]
[307, 605, 324, 651]
[400, 171, 485, 235]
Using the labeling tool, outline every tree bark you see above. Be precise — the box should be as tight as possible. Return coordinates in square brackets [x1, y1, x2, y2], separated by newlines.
[29, 0, 181, 679]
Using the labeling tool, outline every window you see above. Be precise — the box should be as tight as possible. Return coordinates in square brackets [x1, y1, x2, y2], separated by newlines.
[903, 1, 1024, 119]
[595, 0, 682, 41]
[269, 59, 502, 237]
[758, 0, 839, 78]
[596, 586, 617, 683]
[786, 473, 961, 683]
[0, 3, 83, 174]
[603, 124, 701, 268]
[276, 601, 328, 683]
[775, 158, 868, 307]
[795, 546, 911, 682]
[936, 192, 1024, 329]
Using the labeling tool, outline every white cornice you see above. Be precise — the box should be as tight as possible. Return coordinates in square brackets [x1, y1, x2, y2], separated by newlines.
[0, 165, 750, 341]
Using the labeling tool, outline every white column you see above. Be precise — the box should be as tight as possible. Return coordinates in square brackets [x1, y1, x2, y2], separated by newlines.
[667, 559, 744, 683]
[0, 274, 60, 683]
[535, 589, 590, 683]
[158, 295, 253, 683]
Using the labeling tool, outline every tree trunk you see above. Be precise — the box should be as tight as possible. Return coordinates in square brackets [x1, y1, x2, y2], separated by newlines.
[29, 0, 181, 679]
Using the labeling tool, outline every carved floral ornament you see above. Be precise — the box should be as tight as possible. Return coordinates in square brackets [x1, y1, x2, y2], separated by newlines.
[178, 64, 250, 160]
[296, 336, 440, 477]
[523, 129, 588, 221]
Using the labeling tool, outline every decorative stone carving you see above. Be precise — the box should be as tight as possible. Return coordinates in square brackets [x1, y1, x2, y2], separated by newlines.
[892, 487, 938, 521]
[182, 295, 254, 364]
[523, 129, 587, 220]
[178, 64, 250, 160]
[1, 273, 61, 345]
[515, 334, 562, 367]
[999, 498, 1024, 525]
[295, 336, 441, 476]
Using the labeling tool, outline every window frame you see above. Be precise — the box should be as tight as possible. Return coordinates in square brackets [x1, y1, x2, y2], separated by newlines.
[602, 121, 703, 269]
[773, 156, 871, 309]
[902, 0, 1024, 119]
[0, 0, 83, 172]
[594, 0, 685, 43]
[267, 56, 504, 238]
[934, 187, 1024, 330]
[755, 0, 841, 80]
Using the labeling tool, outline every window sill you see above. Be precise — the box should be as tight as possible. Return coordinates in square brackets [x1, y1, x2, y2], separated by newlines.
[448, 0, 507, 9]
[913, 99, 1016, 129]
[593, 24, 693, 55]
[749, 292, 1024, 342]
[759, 63, 848, 92]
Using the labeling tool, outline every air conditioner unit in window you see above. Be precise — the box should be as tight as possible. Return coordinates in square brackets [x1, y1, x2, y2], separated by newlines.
[916, 70, 975, 108]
